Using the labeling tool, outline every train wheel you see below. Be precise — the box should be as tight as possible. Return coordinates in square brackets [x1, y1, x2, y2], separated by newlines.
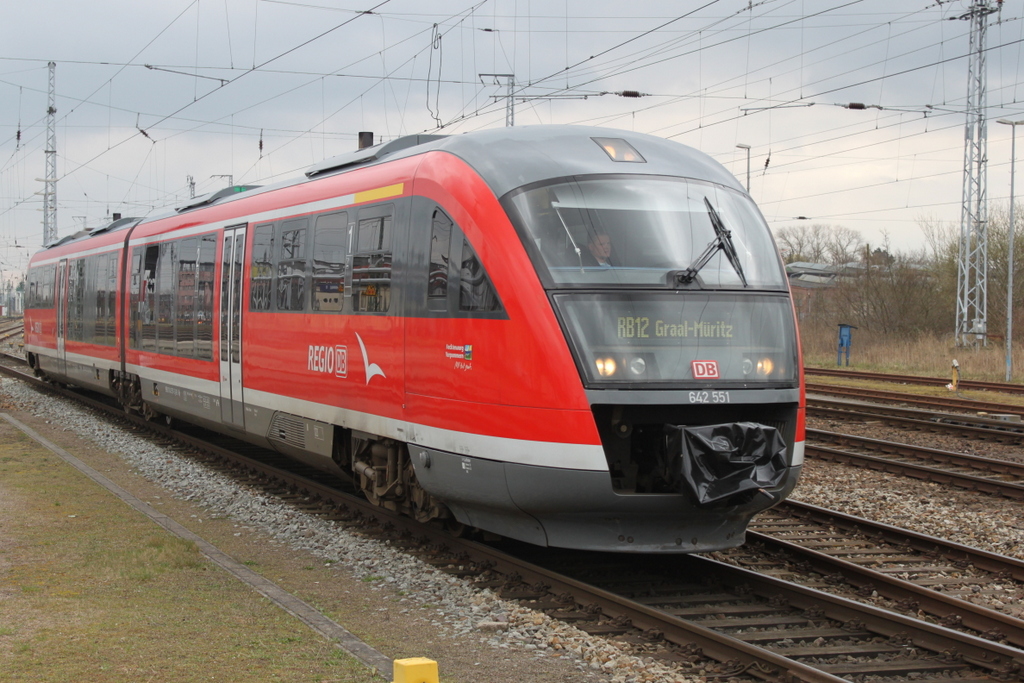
[141, 402, 159, 422]
[443, 518, 469, 538]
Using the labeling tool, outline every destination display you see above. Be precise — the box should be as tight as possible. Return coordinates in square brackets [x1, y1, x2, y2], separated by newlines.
[617, 316, 734, 340]
[555, 292, 797, 384]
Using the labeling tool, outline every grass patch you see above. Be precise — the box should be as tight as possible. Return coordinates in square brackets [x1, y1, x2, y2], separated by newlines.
[90, 535, 206, 583]
[0, 424, 378, 682]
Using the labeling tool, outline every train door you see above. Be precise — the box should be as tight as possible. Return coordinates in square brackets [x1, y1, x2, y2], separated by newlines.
[219, 225, 247, 429]
[55, 259, 68, 376]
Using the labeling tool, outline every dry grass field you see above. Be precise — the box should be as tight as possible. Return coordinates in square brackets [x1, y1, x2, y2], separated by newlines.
[799, 323, 1024, 383]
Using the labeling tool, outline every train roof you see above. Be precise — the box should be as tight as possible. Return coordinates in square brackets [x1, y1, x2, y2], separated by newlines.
[39, 215, 144, 251]
[32, 125, 743, 255]
[307, 125, 744, 198]
[426, 125, 745, 198]
[155, 125, 743, 221]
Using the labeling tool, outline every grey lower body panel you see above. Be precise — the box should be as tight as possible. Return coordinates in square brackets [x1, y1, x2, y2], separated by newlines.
[34, 353, 115, 398]
[139, 377, 226, 430]
[411, 444, 801, 553]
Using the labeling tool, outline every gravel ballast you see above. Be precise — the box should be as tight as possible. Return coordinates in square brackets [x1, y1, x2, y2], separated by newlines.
[0, 379, 704, 683]
[6, 376, 1023, 681]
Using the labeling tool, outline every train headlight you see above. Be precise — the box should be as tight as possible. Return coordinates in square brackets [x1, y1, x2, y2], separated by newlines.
[595, 357, 618, 377]
[628, 357, 647, 376]
[742, 358, 754, 375]
[756, 358, 774, 376]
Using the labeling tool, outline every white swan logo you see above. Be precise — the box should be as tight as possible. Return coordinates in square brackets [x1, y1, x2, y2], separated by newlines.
[355, 332, 386, 385]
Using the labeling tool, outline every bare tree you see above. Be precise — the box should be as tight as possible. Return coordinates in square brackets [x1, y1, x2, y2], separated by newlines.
[775, 223, 850, 264]
[826, 226, 863, 265]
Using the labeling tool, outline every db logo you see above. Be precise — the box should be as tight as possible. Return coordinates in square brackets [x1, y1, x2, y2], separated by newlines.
[691, 360, 720, 379]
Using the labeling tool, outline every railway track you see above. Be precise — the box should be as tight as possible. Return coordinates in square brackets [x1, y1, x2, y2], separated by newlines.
[808, 383, 1024, 419]
[806, 367, 1024, 397]
[0, 319, 23, 342]
[2, 358, 1023, 681]
[742, 500, 1024, 648]
[808, 398, 1024, 443]
[516, 547, 1023, 682]
[806, 428, 1024, 500]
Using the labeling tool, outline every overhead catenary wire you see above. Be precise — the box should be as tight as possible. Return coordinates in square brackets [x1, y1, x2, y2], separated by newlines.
[2, 0, 1024, 250]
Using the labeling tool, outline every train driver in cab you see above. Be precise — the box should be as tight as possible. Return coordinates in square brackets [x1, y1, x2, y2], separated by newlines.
[583, 232, 615, 268]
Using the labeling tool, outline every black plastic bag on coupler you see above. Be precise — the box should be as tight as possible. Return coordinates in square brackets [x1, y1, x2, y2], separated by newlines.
[666, 422, 788, 506]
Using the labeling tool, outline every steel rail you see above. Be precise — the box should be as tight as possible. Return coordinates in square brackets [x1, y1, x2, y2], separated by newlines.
[806, 367, 1024, 396]
[749, 500, 1024, 649]
[808, 401, 1024, 443]
[778, 499, 1024, 582]
[0, 323, 23, 342]
[808, 383, 1024, 419]
[680, 556, 1024, 676]
[809, 428, 1024, 479]
[806, 443, 1024, 500]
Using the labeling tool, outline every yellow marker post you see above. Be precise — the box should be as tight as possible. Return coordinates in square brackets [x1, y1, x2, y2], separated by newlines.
[392, 657, 439, 683]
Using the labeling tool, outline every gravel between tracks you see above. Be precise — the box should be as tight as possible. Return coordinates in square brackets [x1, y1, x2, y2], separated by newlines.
[798, 416, 1024, 617]
[0, 378, 702, 683]
[810, 411, 1024, 465]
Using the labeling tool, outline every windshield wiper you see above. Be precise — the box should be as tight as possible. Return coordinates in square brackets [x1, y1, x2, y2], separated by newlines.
[677, 197, 748, 287]
[552, 204, 586, 271]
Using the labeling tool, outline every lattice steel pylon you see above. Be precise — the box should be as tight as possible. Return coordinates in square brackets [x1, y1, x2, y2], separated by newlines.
[42, 61, 57, 245]
[956, 1, 1002, 346]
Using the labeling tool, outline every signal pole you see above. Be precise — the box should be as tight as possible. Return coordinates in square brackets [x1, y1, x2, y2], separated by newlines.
[43, 61, 57, 245]
[955, 0, 1002, 346]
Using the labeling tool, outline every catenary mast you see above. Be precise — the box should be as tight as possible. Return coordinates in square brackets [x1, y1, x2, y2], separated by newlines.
[43, 61, 57, 245]
[955, 1, 1002, 346]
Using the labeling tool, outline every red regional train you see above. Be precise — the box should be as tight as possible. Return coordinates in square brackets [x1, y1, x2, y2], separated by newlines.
[24, 125, 804, 553]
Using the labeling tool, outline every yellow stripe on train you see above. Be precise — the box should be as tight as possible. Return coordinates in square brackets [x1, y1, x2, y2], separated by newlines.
[354, 183, 404, 204]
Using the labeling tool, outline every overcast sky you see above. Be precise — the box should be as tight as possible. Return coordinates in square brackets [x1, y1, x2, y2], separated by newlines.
[2, 0, 1023, 278]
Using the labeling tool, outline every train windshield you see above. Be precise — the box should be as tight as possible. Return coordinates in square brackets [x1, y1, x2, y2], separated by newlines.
[505, 175, 786, 289]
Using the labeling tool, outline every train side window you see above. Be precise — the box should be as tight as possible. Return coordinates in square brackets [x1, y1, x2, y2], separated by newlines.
[428, 209, 452, 308]
[312, 211, 347, 312]
[250, 223, 274, 311]
[458, 239, 502, 313]
[93, 253, 114, 347]
[86, 254, 102, 346]
[26, 268, 38, 308]
[221, 235, 233, 362]
[107, 253, 118, 346]
[92, 255, 105, 345]
[66, 259, 86, 342]
[196, 233, 217, 360]
[129, 248, 143, 349]
[176, 237, 198, 358]
[27, 265, 55, 309]
[277, 219, 309, 311]
[157, 241, 177, 355]
[352, 207, 392, 313]
[42, 265, 55, 307]
[141, 244, 159, 351]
